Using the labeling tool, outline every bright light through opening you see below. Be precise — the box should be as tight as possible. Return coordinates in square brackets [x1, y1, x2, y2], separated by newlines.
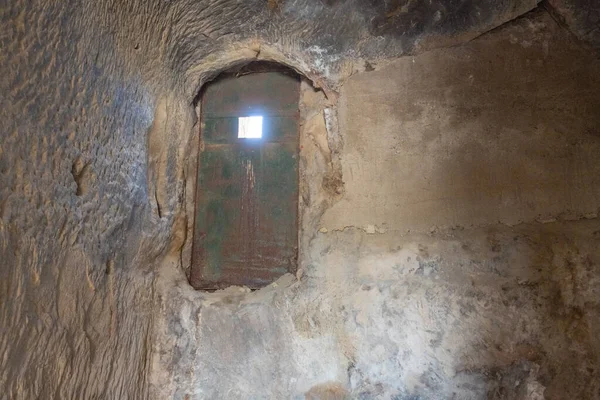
[238, 116, 263, 139]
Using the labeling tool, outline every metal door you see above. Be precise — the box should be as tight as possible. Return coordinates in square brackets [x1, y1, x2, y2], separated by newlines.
[190, 69, 300, 289]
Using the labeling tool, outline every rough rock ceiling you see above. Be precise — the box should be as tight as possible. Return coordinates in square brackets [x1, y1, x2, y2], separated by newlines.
[77, 0, 597, 100]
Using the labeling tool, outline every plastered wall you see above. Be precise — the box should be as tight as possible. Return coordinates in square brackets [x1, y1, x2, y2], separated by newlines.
[153, 11, 600, 400]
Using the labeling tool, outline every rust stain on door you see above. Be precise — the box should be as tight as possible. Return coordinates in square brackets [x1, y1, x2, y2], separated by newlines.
[190, 67, 300, 290]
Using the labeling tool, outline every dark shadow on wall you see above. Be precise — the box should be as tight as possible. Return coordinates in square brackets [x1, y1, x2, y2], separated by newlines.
[423, 9, 600, 399]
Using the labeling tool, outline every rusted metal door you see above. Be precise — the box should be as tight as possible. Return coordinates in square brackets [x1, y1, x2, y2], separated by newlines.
[190, 68, 300, 290]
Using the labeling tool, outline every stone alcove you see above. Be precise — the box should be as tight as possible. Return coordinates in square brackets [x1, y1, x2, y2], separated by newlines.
[167, 49, 345, 292]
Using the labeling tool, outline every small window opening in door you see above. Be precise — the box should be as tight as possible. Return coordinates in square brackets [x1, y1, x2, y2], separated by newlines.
[238, 116, 263, 139]
[190, 62, 300, 290]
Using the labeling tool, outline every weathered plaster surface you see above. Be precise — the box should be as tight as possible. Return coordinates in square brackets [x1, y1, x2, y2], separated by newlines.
[156, 221, 600, 399]
[154, 10, 600, 400]
[323, 10, 600, 233]
[1, 0, 599, 399]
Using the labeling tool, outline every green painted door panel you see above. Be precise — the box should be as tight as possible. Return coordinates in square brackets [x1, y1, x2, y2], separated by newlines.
[190, 69, 300, 289]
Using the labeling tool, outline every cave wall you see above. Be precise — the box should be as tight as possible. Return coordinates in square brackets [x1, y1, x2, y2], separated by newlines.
[0, 2, 160, 398]
[1, 0, 600, 399]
